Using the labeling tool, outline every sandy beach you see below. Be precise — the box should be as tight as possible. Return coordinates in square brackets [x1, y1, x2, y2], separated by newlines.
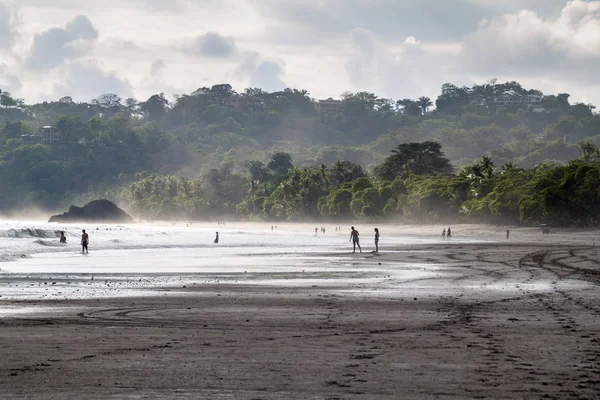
[1, 224, 599, 399]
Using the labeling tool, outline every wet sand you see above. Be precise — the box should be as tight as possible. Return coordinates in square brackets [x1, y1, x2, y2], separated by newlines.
[1, 228, 600, 399]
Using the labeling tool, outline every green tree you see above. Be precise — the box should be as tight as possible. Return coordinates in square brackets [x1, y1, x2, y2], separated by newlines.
[375, 141, 454, 180]
[417, 96, 433, 115]
[267, 152, 293, 177]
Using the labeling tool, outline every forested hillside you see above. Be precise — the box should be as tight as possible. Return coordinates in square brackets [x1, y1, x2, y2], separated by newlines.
[0, 80, 598, 225]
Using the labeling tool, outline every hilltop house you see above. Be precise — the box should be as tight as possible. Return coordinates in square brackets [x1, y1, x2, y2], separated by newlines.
[316, 98, 343, 115]
[469, 94, 545, 112]
[21, 126, 63, 145]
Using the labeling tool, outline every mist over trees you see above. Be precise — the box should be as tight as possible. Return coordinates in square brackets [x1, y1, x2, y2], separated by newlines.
[0, 80, 599, 225]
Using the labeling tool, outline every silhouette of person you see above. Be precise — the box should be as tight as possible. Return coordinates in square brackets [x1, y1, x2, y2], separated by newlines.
[374, 228, 380, 253]
[81, 230, 89, 254]
[350, 226, 362, 253]
[447, 227, 452, 239]
[442, 229, 446, 240]
[214, 232, 219, 244]
[506, 229, 510, 240]
[59, 231, 67, 244]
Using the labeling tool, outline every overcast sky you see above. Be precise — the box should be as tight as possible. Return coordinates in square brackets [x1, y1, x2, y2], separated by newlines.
[1, 0, 599, 106]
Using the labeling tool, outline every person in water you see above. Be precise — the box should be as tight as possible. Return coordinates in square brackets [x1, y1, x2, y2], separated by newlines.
[374, 228, 380, 253]
[442, 229, 446, 240]
[214, 232, 219, 244]
[81, 229, 89, 254]
[59, 231, 67, 244]
[447, 227, 452, 239]
[349, 226, 362, 253]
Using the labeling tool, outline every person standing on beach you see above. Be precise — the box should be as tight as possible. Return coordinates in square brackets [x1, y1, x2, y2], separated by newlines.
[374, 228, 380, 253]
[350, 227, 362, 253]
[506, 229, 510, 240]
[81, 230, 89, 254]
[442, 229, 446, 240]
[315, 227, 318, 235]
[447, 227, 452, 239]
[59, 231, 67, 244]
[214, 232, 219, 243]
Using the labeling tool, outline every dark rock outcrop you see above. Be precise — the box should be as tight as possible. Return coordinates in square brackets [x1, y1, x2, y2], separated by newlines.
[49, 200, 134, 223]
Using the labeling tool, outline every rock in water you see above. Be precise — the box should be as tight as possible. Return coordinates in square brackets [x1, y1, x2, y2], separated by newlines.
[48, 200, 134, 223]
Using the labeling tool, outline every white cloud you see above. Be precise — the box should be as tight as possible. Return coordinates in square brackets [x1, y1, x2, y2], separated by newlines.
[184, 32, 237, 58]
[0, 0, 599, 107]
[237, 53, 286, 91]
[0, 63, 22, 94]
[0, 3, 13, 50]
[460, 0, 600, 93]
[52, 62, 133, 101]
[463, 1, 600, 68]
[26, 15, 98, 70]
[344, 28, 458, 99]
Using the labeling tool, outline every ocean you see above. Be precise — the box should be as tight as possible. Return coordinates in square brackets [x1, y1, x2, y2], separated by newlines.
[0, 221, 458, 302]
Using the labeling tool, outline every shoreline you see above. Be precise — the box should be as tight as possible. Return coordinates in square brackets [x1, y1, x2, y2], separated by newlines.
[1, 238, 599, 399]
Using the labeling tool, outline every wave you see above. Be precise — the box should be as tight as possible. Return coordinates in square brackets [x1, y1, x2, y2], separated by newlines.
[33, 239, 65, 247]
[0, 228, 59, 239]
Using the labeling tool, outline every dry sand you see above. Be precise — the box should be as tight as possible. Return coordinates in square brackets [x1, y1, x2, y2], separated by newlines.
[1, 226, 599, 399]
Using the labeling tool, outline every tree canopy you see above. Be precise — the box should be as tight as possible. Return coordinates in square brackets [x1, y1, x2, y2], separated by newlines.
[0, 79, 598, 225]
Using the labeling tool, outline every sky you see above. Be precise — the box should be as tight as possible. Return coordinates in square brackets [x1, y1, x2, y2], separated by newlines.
[0, 0, 599, 106]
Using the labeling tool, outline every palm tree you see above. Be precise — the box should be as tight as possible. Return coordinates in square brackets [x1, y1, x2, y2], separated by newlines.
[480, 155, 495, 179]
[417, 96, 433, 115]
[320, 163, 328, 190]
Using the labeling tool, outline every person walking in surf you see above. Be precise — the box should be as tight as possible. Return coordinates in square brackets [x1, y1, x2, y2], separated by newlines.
[214, 232, 219, 243]
[374, 228, 380, 253]
[350, 226, 362, 253]
[447, 227, 452, 239]
[59, 231, 67, 244]
[81, 229, 89, 254]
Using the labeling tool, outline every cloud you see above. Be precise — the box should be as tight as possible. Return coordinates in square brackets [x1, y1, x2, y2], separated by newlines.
[52, 62, 133, 101]
[0, 3, 14, 49]
[150, 59, 166, 77]
[465, 0, 569, 16]
[461, 0, 600, 77]
[186, 32, 237, 58]
[344, 28, 451, 99]
[3, 0, 600, 107]
[254, 0, 490, 44]
[26, 15, 99, 70]
[342, 1, 600, 103]
[238, 53, 286, 91]
[0, 63, 21, 93]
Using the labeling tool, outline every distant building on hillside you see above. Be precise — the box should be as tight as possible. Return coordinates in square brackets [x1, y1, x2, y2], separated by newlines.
[493, 94, 543, 108]
[316, 98, 343, 115]
[468, 94, 544, 111]
[21, 126, 63, 145]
